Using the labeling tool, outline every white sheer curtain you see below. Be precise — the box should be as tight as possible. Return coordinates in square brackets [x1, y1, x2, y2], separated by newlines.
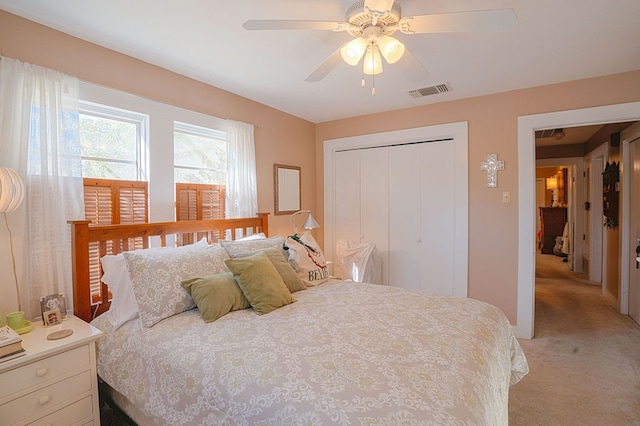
[0, 57, 84, 320]
[225, 119, 257, 218]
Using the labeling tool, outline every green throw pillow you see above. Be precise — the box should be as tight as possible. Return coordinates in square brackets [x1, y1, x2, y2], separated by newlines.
[233, 247, 307, 293]
[182, 272, 251, 322]
[224, 251, 295, 315]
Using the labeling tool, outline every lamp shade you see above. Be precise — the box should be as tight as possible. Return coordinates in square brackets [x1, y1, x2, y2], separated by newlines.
[341, 38, 367, 66]
[290, 210, 320, 234]
[0, 167, 25, 213]
[302, 212, 320, 230]
[546, 176, 558, 190]
[378, 35, 405, 64]
[363, 45, 383, 75]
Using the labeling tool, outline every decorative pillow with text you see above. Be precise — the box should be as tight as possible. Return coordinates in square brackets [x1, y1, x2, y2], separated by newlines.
[285, 232, 329, 286]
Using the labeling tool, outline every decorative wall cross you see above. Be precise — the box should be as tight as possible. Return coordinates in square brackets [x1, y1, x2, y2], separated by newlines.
[480, 153, 504, 188]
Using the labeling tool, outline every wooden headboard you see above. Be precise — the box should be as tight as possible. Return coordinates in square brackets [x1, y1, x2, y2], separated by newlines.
[69, 213, 269, 322]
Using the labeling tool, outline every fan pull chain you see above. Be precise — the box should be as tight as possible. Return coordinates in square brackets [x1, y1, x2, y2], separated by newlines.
[371, 72, 376, 96]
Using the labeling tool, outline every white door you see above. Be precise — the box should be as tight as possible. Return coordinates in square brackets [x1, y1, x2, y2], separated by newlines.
[324, 122, 468, 297]
[389, 140, 456, 295]
[334, 147, 389, 282]
[389, 143, 422, 291]
[360, 147, 389, 284]
[629, 138, 640, 325]
[334, 150, 361, 244]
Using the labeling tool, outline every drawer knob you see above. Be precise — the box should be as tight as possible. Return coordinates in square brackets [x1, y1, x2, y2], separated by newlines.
[36, 367, 49, 377]
[39, 394, 51, 405]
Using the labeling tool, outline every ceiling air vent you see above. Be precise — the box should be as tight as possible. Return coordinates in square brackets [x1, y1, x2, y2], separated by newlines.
[407, 82, 452, 98]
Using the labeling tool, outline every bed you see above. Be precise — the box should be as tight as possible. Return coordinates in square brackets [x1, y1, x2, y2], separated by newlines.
[70, 214, 528, 425]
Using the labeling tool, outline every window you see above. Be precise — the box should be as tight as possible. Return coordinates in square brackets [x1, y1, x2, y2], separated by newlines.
[174, 122, 226, 184]
[79, 101, 147, 180]
[174, 122, 226, 221]
[79, 102, 149, 306]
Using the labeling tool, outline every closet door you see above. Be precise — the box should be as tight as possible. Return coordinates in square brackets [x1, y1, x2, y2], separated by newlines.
[334, 148, 389, 283]
[360, 147, 389, 284]
[419, 140, 455, 295]
[389, 141, 456, 295]
[334, 150, 361, 244]
[389, 143, 422, 290]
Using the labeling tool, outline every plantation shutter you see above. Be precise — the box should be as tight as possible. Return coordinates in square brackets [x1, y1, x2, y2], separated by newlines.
[83, 179, 114, 226]
[176, 183, 225, 244]
[83, 178, 149, 305]
[176, 184, 198, 221]
[176, 183, 225, 221]
[201, 185, 225, 220]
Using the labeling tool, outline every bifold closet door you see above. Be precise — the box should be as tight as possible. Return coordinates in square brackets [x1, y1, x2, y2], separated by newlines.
[334, 148, 389, 284]
[334, 150, 361, 244]
[359, 147, 389, 284]
[388, 140, 456, 295]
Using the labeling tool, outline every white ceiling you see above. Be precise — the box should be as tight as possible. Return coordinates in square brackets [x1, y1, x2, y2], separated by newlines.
[1, 0, 639, 123]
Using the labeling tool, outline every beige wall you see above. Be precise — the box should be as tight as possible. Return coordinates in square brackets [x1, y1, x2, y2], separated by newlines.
[3, 10, 640, 326]
[316, 71, 640, 323]
[0, 10, 317, 237]
[0, 11, 316, 316]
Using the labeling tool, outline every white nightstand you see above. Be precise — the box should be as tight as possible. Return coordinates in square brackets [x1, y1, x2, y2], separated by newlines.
[0, 315, 103, 425]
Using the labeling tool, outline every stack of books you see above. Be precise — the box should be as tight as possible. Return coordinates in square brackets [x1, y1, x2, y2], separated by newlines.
[0, 325, 25, 363]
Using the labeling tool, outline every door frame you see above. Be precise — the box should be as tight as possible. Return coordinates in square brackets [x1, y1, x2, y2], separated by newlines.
[517, 101, 640, 339]
[584, 146, 607, 286]
[535, 158, 584, 273]
[323, 121, 469, 297]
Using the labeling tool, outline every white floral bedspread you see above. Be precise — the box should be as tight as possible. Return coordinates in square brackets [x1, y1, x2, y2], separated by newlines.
[92, 280, 528, 425]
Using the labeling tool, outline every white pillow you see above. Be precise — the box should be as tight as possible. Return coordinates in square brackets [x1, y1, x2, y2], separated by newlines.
[125, 244, 230, 328]
[100, 238, 208, 329]
[285, 232, 329, 286]
[220, 235, 287, 258]
[237, 232, 266, 241]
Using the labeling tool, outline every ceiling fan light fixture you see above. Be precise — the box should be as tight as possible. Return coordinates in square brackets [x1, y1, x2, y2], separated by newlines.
[378, 34, 405, 64]
[340, 37, 367, 66]
[363, 44, 383, 75]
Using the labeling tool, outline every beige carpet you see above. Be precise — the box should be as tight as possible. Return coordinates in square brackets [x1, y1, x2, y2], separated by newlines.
[509, 253, 640, 425]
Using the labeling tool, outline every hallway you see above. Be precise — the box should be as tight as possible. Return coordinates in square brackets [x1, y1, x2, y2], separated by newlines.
[509, 253, 640, 425]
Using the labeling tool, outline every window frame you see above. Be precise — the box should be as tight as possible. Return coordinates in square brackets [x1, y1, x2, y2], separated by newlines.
[173, 121, 227, 185]
[79, 100, 149, 182]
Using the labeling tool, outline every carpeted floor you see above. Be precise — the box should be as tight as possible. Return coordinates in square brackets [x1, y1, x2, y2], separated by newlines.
[509, 253, 640, 425]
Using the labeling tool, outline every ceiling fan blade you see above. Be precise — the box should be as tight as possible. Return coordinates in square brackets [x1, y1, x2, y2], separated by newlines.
[399, 9, 516, 34]
[364, 0, 395, 14]
[243, 20, 344, 31]
[305, 44, 346, 83]
[396, 48, 429, 83]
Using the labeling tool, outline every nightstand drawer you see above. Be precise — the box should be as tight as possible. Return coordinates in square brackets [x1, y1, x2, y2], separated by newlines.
[0, 345, 90, 399]
[27, 394, 94, 426]
[0, 370, 92, 424]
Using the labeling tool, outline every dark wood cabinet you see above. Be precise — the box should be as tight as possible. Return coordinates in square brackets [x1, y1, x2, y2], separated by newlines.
[540, 207, 567, 254]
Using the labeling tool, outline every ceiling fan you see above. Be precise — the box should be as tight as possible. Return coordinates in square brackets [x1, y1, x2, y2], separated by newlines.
[243, 0, 516, 93]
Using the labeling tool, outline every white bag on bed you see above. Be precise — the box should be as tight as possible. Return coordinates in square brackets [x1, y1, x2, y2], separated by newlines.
[335, 239, 382, 284]
[285, 232, 329, 286]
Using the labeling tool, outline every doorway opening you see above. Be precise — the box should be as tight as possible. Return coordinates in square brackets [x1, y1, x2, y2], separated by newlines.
[516, 101, 640, 339]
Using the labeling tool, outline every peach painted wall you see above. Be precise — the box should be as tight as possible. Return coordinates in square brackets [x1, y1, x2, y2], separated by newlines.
[0, 10, 316, 238]
[3, 10, 640, 325]
[0, 11, 316, 316]
[316, 70, 640, 323]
